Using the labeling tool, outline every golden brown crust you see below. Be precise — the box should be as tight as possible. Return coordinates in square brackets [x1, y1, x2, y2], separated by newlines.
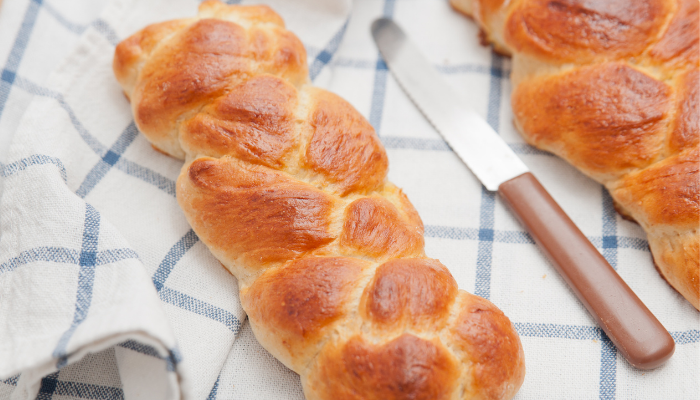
[247, 25, 308, 86]
[504, 0, 670, 64]
[114, 5, 308, 159]
[396, 187, 425, 230]
[199, 1, 286, 26]
[116, 3, 527, 398]
[242, 257, 367, 369]
[612, 148, 699, 229]
[648, 0, 700, 67]
[113, 19, 194, 95]
[339, 197, 424, 259]
[611, 148, 698, 309]
[512, 62, 672, 182]
[669, 69, 699, 154]
[450, 0, 513, 54]
[180, 74, 298, 167]
[449, 293, 526, 400]
[363, 258, 458, 329]
[649, 232, 699, 310]
[472, 0, 508, 23]
[177, 157, 337, 273]
[133, 19, 252, 157]
[305, 89, 389, 195]
[308, 334, 461, 400]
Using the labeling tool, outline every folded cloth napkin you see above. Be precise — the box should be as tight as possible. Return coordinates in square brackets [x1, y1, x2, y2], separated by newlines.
[0, 0, 698, 399]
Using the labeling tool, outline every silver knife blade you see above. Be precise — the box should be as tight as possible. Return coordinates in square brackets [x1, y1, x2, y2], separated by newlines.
[371, 18, 528, 191]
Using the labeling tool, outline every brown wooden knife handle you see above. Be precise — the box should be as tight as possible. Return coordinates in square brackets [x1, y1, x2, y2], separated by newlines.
[498, 172, 674, 369]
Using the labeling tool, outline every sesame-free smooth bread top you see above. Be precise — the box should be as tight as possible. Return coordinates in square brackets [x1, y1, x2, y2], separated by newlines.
[450, 0, 700, 310]
[113, 1, 526, 399]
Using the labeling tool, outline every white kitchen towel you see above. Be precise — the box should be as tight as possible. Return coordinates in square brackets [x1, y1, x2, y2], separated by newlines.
[0, 0, 348, 399]
[0, 0, 698, 399]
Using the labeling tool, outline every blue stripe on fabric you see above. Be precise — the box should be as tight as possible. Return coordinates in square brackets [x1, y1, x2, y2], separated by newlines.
[0, 0, 43, 119]
[474, 190, 495, 299]
[368, 57, 388, 134]
[383, 0, 396, 17]
[0, 247, 139, 274]
[494, 229, 534, 244]
[600, 189, 619, 400]
[507, 143, 553, 156]
[91, 19, 120, 46]
[513, 323, 700, 344]
[436, 63, 509, 76]
[118, 340, 180, 372]
[309, 19, 350, 81]
[672, 330, 700, 344]
[326, 55, 508, 77]
[170, 346, 183, 364]
[76, 122, 139, 198]
[42, 2, 86, 35]
[159, 286, 242, 334]
[53, 204, 101, 369]
[381, 136, 451, 151]
[425, 225, 478, 241]
[152, 230, 200, 291]
[53, 380, 124, 400]
[599, 333, 617, 400]
[56, 95, 108, 155]
[425, 225, 533, 245]
[425, 225, 649, 252]
[11, 73, 109, 154]
[617, 236, 649, 251]
[422, 224, 538, 246]
[1, 69, 16, 85]
[602, 188, 618, 270]
[326, 56, 375, 70]
[485, 54, 503, 131]
[37, 372, 124, 400]
[0, 247, 79, 274]
[0, 154, 67, 182]
[36, 372, 59, 400]
[207, 374, 221, 400]
[10, 73, 177, 197]
[118, 339, 161, 358]
[113, 159, 177, 197]
[380, 136, 554, 156]
[10, 73, 106, 154]
[94, 248, 139, 265]
[473, 52, 503, 300]
[40, 2, 121, 46]
[367, 0, 397, 134]
[514, 322, 601, 340]
[1, 374, 20, 386]
[9, 72, 61, 98]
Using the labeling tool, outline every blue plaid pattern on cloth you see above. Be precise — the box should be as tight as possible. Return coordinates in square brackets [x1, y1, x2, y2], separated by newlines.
[0, 0, 697, 399]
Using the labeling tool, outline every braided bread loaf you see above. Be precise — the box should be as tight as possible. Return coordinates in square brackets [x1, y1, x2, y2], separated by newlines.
[113, 1, 526, 398]
[451, 0, 699, 310]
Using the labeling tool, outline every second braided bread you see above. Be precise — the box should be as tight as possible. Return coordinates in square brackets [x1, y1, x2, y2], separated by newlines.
[451, 0, 700, 311]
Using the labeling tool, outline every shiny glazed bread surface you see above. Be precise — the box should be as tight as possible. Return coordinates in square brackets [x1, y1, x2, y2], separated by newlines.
[451, 0, 699, 310]
[113, 1, 526, 399]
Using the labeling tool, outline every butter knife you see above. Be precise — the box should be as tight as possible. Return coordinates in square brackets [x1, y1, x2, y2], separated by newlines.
[371, 18, 674, 369]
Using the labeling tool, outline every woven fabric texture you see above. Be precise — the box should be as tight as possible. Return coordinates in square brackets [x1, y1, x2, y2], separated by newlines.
[0, 0, 697, 399]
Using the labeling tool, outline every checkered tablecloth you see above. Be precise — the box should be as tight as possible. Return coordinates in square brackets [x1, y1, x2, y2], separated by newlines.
[0, 0, 698, 399]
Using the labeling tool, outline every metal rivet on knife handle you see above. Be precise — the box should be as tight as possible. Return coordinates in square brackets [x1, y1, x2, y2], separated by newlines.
[499, 172, 675, 369]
